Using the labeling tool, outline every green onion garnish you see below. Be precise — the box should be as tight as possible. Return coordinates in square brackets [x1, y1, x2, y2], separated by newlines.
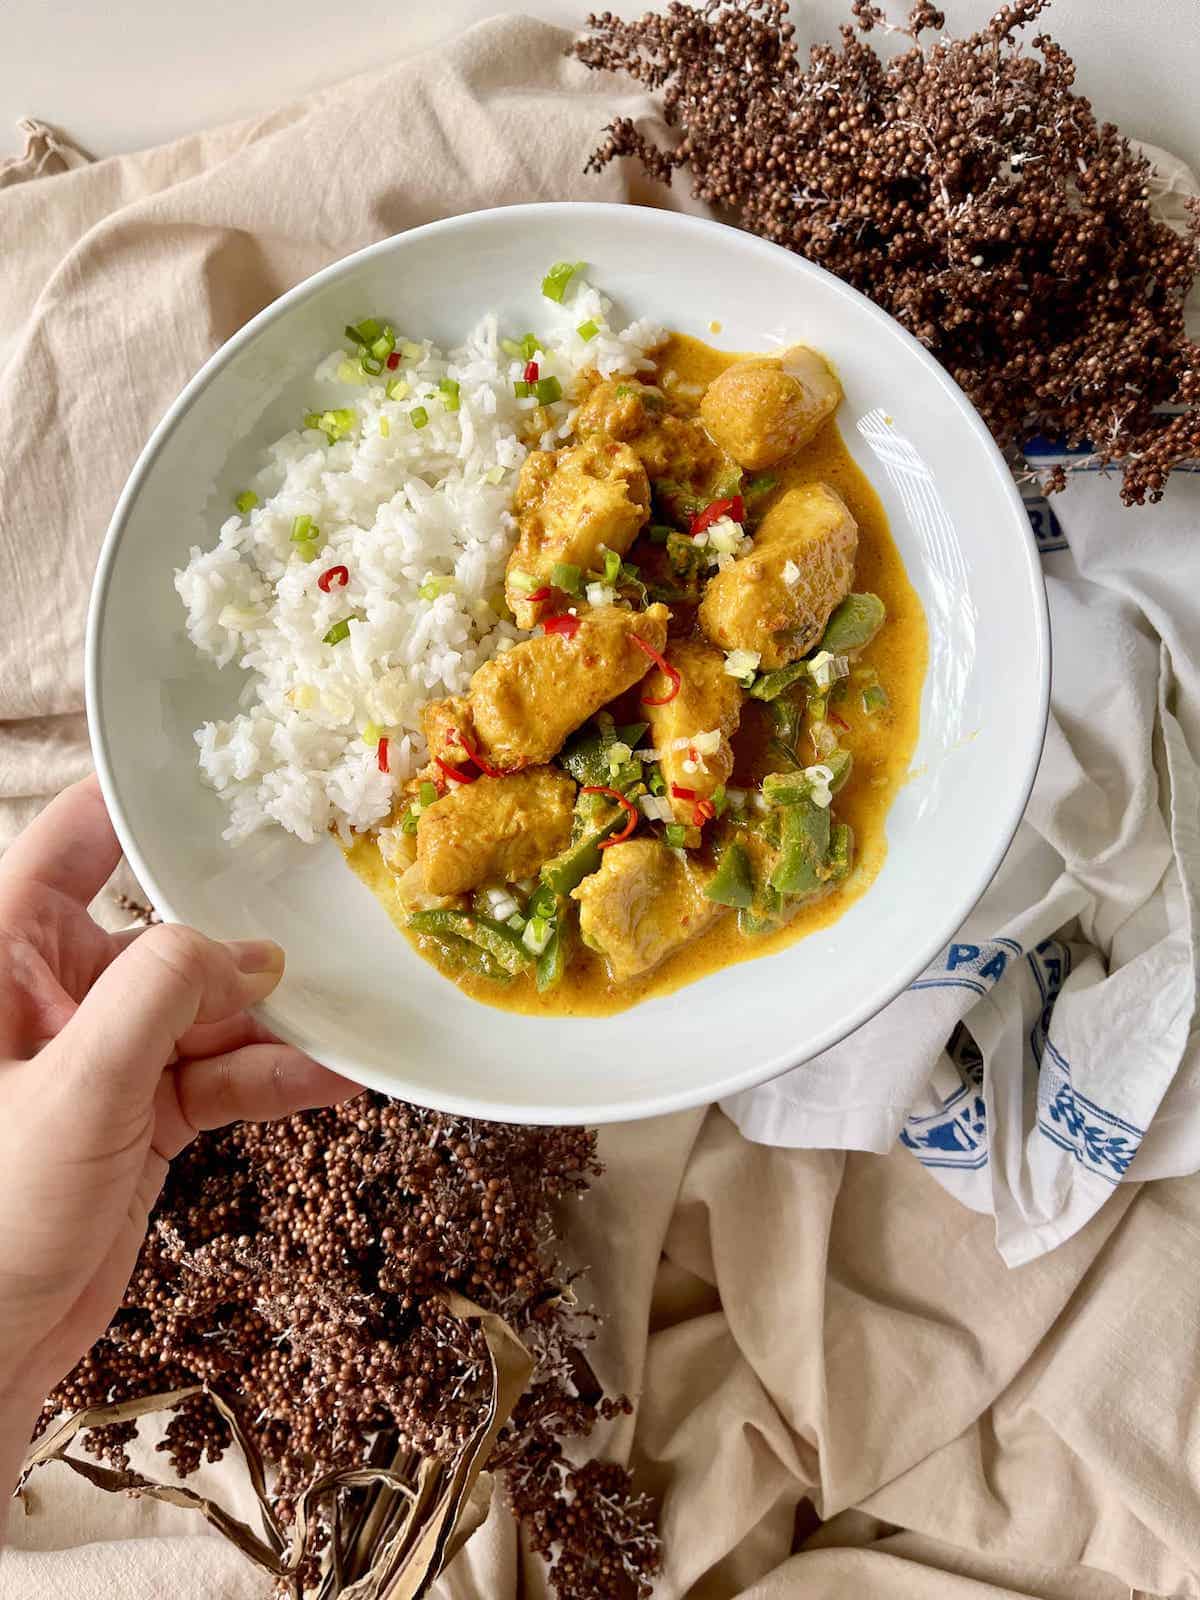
[234, 490, 257, 514]
[665, 822, 688, 848]
[323, 619, 351, 645]
[534, 376, 562, 405]
[712, 783, 728, 817]
[648, 764, 667, 797]
[576, 319, 599, 342]
[400, 807, 420, 835]
[513, 380, 533, 399]
[345, 318, 383, 346]
[410, 405, 429, 430]
[508, 569, 537, 595]
[541, 260, 584, 302]
[307, 408, 356, 443]
[418, 780, 438, 808]
[370, 330, 395, 361]
[379, 415, 391, 438]
[400, 340, 422, 360]
[601, 547, 621, 585]
[336, 359, 365, 386]
[362, 721, 382, 745]
[862, 684, 890, 714]
[418, 574, 454, 601]
[438, 378, 461, 412]
[550, 561, 583, 596]
[520, 333, 541, 359]
[290, 514, 315, 543]
[386, 377, 409, 401]
[360, 355, 384, 376]
[501, 337, 523, 358]
[295, 541, 320, 564]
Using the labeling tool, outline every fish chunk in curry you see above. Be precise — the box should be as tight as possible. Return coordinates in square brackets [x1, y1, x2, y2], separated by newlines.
[347, 328, 926, 1017]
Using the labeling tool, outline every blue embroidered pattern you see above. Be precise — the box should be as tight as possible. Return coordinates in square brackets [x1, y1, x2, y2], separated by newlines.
[899, 1023, 988, 1170]
[1036, 1035, 1144, 1183]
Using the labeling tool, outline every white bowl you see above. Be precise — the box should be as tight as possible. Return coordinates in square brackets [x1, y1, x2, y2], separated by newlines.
[87, 203, 1048, 1125]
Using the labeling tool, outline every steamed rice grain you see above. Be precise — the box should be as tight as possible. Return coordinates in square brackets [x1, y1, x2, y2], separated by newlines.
[176, 278, 664, 843]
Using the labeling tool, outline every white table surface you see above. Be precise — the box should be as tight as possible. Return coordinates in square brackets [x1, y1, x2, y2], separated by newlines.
[2, 0, 1197, 166]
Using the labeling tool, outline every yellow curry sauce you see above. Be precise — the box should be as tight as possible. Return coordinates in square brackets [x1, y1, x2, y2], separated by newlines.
[346, 334, 927, 1016]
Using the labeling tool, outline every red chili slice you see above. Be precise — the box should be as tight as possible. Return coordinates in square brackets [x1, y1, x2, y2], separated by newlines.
[631, 635, 681, 704]
[435, 755, 474, 784]
[693, 798, 717, 825]
[317, 565, 349, 592]
[377, 737, 390, 773]
[385, 351, 401, 370]
[543, 613, 581, 639]
[451, 726, 503, 778]
[689, 494, 746, 536]
[523, 360, 540, 382]
[581, 786, 639, 849]
[670, 784, 697, 801]
[522, 585, 552, 604]
[828, 709, 850, 732]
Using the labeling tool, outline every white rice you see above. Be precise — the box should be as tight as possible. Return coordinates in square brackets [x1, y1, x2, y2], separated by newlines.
[176, 277, 665, 843]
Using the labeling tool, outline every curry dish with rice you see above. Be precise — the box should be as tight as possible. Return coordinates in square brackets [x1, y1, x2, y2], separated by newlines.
[346, 332, 926, 1014]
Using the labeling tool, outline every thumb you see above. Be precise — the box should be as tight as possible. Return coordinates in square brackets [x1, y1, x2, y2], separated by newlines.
[43, 924, 285, 1111]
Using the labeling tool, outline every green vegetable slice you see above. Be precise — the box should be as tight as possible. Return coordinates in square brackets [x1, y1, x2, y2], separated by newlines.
[541, 260, 585, 302]
[819, 592, 886, 655]
[705, 841, 755, 909]
[407, 909, 532, 973]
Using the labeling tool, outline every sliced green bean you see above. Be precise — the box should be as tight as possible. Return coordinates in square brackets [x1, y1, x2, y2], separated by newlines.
[769, 796, 831, 895]
[536, 906, 576, 994]
[749, 662, 809, 702]
[705, 841, 755, 909]
[540, 812, 624, 896]
[417, 930, 513, 985]
[819, 592, 886, 655]
[739, 884, 785, 936]
[408, 909, 532, 974]
[862, 684, 890, 715]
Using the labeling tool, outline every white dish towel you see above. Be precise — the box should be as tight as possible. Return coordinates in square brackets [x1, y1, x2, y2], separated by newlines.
[724, 427, 1200, 1267]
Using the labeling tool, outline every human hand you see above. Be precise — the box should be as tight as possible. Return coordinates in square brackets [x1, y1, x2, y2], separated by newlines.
[0, 777, 358, 1455]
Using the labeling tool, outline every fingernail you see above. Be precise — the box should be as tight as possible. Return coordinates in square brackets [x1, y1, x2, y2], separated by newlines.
[226, 939, 285, 976]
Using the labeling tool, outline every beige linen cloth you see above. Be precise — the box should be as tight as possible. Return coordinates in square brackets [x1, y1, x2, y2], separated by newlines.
[2, 16, 1199, 1599]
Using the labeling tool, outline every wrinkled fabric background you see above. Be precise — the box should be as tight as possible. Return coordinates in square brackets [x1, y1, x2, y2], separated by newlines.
[3, 16, 1200, 1599]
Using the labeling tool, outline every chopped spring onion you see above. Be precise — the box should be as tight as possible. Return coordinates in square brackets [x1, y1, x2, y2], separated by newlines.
[306, 408, 356, 443]
[347, 318, 384, 345]
[607, 740, 633, 772]
[707, 519, 745, 556]
[418, 780, 438, 808]
[360, 354, 385, 376]
[501, 337, 523, 358]
[337, 359, 366, 385]
[520, 333, 541, 359]
[640, 795, 675, 822]
[418, 574, 455, 601]
[409, 405, 429, 430]
[712, 782, 728, 817]
[600, 547, 621, 586]
[386, 378, 410, 401]
[541, 260, 584, 302]
[522, 916, 554, 956]
[648, 764, 667, 797]
[513, 380, 533, 399]
[290, 514, 316, 543]
[508, 569, 538, 596]
[370, 330, 395, 361]
[550, 561, 583, 596]
[400, 806, 420, 834]
[586, 581, 616, 607]
[323, 619, 351, 646]
[362, 721, 382, 745]
[484, 465, 507, 485]
[234, 490, 257, 514]
[486, 888, 521, 922]
[401, 340, 423, 359]
[577, 319, 600, 341]
[379, 415, 391, 438]
[664, 822, 689, 848]
[534, 375, 563, 405]
[862, 684, 890, 714]
[506, 912, 527, 932]
[809, 650, 851, 691]
[724, 648, 761, 682]
[438, 378, 461, 412]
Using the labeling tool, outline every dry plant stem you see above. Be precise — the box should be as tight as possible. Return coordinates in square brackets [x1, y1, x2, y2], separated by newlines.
[575, 0, 1200, 505]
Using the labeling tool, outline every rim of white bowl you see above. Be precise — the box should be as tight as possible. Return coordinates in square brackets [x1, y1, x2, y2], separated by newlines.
[86, 201, 1050, 1125]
